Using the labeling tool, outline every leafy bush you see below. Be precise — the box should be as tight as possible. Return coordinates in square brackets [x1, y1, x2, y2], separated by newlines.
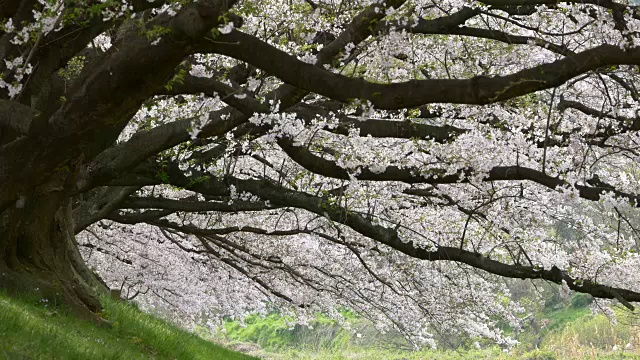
[224, 313, 354, 351]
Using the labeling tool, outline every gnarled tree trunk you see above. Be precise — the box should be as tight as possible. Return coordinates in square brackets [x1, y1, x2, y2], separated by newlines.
[0, 190, 108, 322]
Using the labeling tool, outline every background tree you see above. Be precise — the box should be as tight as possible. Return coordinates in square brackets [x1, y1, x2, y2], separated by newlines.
[1, 0, 640, 345]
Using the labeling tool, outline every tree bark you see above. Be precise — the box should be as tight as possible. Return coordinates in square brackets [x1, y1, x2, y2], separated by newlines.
[0, 190, 108, 323]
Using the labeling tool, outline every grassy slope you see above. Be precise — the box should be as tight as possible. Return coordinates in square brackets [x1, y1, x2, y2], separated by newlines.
[0, 291, 257, 360]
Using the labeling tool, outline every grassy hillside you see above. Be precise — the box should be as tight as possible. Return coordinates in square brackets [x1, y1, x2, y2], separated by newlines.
[0, 291, 256, 360]
[4, 284, 640, 360]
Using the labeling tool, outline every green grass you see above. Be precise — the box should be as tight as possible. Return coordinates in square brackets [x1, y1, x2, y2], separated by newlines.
[223, 313, 352, 351]
[255, 347, 511, 360]
[0, 291, 257, 360]
[542, 304, 592, 332]
[213, 296, 640, 360]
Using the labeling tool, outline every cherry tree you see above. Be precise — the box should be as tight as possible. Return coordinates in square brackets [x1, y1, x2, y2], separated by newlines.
[1, 0, 640, 346]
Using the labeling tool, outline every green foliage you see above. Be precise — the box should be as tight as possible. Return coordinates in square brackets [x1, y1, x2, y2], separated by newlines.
[520, 349, 557, 360]
[224, 312, 355, 351]
[0, 291, 255, 359]
[571, 293, 593, 308]
[599, 353, 640, 360]
[64, 0, 129, 27]
[143, 25, 172, 42]
[541, 304, 591, 332]
[58, 56, 86, 81]
[543, 312, 636, 353]
[156, 158, 170, 183]
[164, 67, 186, 91]
[229, 315, 296, 349]
[216, 293, 640, 360]
[227, 315, 310, 350]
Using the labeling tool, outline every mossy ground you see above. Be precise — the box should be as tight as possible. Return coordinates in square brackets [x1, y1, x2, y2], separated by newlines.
[0, 291, 256, 360]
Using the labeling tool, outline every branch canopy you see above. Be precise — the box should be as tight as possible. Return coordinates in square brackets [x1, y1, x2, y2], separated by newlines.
[2, 0, 640, 347]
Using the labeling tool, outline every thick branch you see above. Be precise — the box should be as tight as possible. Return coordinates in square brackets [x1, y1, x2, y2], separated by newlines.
[0, 0, 239, 201]
[120, 196, 274, 213]
[73, 186, 140, 233]
[156, 170, 640, 306]
[81, 0, 411, 190]
[204, 30, 640, 109]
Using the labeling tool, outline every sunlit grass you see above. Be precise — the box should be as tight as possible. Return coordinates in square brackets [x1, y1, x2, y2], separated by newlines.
[213, 300, 640, 360]
[0, 291, 256, 359]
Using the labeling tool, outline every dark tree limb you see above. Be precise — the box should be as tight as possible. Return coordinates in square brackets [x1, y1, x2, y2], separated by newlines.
[202, 30, 640, 109]
[145, 167, 640, 307]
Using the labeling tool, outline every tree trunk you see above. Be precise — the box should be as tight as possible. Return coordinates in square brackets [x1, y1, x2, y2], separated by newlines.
[0, 190, 108, 323]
